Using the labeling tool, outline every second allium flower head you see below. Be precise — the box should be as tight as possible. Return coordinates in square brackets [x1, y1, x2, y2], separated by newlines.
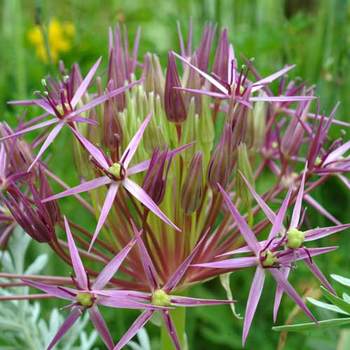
[1, 21, 349, 349]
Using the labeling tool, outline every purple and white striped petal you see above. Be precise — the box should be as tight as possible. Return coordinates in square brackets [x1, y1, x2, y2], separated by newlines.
[290, 167, 307, 229]
[0, 144, 6, 177]
[250, 95, 315, 102]
[161, 310, 181, 350]
[93, 233, 140, 290]
[120, 113, 152, 169]
[269, 269, 316, 322]
[278, 246, 337, 265]
[243, 267, 265, 345]
[43, 176, 111, 203]
[71, 57, 102, 108]
[47, 308, 81, 350]
[64, 216, 88, 290]
[97, 295, 154, 310]
[0, 118, 58, 142]
[323, 140, 350, 165]
[171, 295, 234, 307]
[70, 128, 109, 170]
[193, 256, 258, 270]
[305, 224, 350, 241]
[88, 306, 114, 350]
[122, 178, 180, 231]
[28, 122, 65, 171]
[218, 184, 260, 254]
[90, 182, 120, 251]
[22, 279, 75, 301]
[273, 267, 290, 322]
[113, 310, 154, 350]
[304, 260, 335, 294]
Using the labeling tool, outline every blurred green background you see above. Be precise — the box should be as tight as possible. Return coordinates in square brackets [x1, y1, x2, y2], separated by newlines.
[1, 0, 350, 349]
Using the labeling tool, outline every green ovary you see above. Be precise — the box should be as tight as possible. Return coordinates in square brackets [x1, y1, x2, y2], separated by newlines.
[261, 250, 277, 267]
[76, 292, 94, 308]
[108, 162, 122, 178]
[286, 228, 305, 249]
[152, 289, 171, 307]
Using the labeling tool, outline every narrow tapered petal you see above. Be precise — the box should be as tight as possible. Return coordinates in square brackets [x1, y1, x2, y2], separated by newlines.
[251, 65, 295, 92]
[0, 144, 6, 177]
[90, 182, 120, 251]
[164, 231, 208, 292]
[43, 176, 111, 203]
[88, 306, 114, 350]
[174, 86, 227, 99]
[304, 194, 341, 225]
[304, 260, 335, 294]
[47, 308, 81, 350]
[218, 184, 260, 254]
[171, 295, 234, 307]
[70, 116, 98, 125]
[290, 167, 307, 229]
[305, 224, 350, 241]
[269, 269, 316, 322]
[113, 310, 154, 350]
[268, 188, 292, 240]
[28, 122, 64, 171]
[71, 57, 102, 108]
[250, 95, 315, 102]
[172, 51, 229, 95]
[0, 119, 58, 142]
[64, 216, 88, 290]
[273, 267, 290, 323]
[93, 233, 140, 290]
[98, 296, 156, 310]
[278, 246, 337, 265]
[161, 310, 181, 350]
[120, 113, 152, 169]
[123, 178, 180, 231]
[70, 128, 109, 170]
[240, 172, 276, 224]
[22, 279, 75, 301]
[243, 267, 265, 345]
[194, 256, 257, 270]
[324, 140, 350, 165]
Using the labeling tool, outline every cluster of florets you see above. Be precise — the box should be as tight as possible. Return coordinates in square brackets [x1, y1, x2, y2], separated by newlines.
[0, 22, 349, 349]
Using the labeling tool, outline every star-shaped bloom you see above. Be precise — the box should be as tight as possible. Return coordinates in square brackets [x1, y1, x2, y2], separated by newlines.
[172, 51, 315, 105]
[23, 217, 154, 350]
[4, 58, 138, 170]
[236, 170, 350, 321]
[43, 113, 180, 250]
[104, 226, 233, 350]
[194, 184, 339, 345]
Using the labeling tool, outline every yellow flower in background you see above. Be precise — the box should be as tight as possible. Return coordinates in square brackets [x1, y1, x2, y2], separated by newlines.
[28, 18, 75, 63]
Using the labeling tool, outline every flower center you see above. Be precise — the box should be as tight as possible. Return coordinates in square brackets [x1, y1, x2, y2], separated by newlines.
[55, 102, 71, 116]
[260, 250, 278, 267]
[151, 289, 171, 307]
[76, 292, 94, 308]
[108, 162, 126, 180]
[286, 228, 305, 249]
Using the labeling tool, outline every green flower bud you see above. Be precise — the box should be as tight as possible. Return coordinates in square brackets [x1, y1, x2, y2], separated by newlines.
[286, 228, 305, 249]
[108, 162, 125, 180]
[260, 250, 277, 267]
[76, 292, 94, 308]
[152, 289, 171, 307]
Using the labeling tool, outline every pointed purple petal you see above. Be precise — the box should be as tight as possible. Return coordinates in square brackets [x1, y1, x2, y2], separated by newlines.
[93, 233, 139, 290]
[28, 122, 64, 171]
[174, 86, 227, 99]
[305, 224, 350, 241]
[43, 176, 111, 203]
[64, 216, 88, 290]
[70, 116, 98, 125]
[218, 184, 260, 254]
[98, 295, 155, 310]
[22, 279, 75, 301]
[250, 95, 315, 102]
[113, 310, 154, 350]
[171, 295, 234, 307]
[47, 308, 81, 350]
[304, 260, 335, 294]
[161, 310, 181, 350]
[120, 113, 152, 169]
[172, 51, 229, 95]
[252, 65, 295, 91]
[70, 128, 109, 170]
[89, 182, 120, 251]
[278, 246, 337, 265]
[88, 306, 114, 350]
[290, 167, 307, 229]
[324, 140, 350, 165]
[273, 267, 290, 323]
[269, 269, 316, 322]
[123, 178, 180, 231]
[0, 119, 58, 142]
[193, 256, 258, 270]
[0, 144, 6, 177]
[71, 57, 102, 108]
[304, 194, 341, 225]
[243, 267, 265, 346]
